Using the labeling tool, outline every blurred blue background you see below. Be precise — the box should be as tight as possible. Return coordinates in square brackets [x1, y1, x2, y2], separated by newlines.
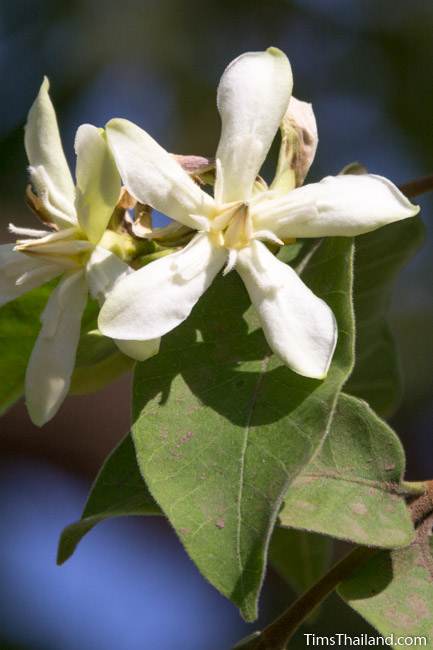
[0, 1, 432, 648]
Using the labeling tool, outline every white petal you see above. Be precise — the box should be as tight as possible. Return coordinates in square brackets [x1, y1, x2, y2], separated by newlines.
[216, 48, 293, 203]
[86, 246, 129, 303]
[25, 78, 76, 224]
[15, 226, 77, 247]
[114, 337, 160, 361]
[28, 166, 77, 229]
[106, 119, 212, 229]
[86, 247, 161, 361]
[25, 271, 88, 426]
[14, 264, 62, 288]
[99, 233, 227, 340]
[254, 174, 419, 238]
[75, 125, 121, 243]
[17, 240, 93, 255]
[0, 244, 62, 307]
[236, 240, 337, 379]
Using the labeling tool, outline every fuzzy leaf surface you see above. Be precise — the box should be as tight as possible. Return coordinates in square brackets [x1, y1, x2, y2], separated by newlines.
[269, 527, 331, 595]
[279, 394, 414, 548]
[347, 217, 424, 417]
[57, 434, 160, 564]
[339, 538, 433, 645]
[131, 237, 355, 620]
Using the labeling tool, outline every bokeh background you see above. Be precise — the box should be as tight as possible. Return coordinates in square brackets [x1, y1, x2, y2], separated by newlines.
[1, 1, 432, 648]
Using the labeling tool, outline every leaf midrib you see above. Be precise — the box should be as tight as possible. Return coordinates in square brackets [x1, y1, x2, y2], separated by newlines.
[236, 355, 270, 603]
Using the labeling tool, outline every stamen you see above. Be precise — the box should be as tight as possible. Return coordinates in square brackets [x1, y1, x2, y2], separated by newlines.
[223, 203, 252, 250]
[210, 201, 244, 232]
[9, 223, 50, 238]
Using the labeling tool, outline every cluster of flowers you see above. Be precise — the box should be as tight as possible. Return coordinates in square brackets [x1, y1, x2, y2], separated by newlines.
[0, 48, 419, 426]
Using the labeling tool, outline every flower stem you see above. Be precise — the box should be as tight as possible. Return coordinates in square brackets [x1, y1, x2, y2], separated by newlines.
[401, 480, 428, 496]
[236, 545, 377, 650]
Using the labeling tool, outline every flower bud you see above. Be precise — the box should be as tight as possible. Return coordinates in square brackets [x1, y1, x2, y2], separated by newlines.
[271, 96, 318, 193]
[173, 154, 215, 186]
[173, 154, 214, 176]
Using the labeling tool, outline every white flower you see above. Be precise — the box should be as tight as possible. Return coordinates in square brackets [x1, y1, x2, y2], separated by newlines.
[98, 48, 419, 379]
[0, 79, 159, 426]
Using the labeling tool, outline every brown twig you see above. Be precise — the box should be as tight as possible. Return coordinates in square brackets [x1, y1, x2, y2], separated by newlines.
[238, 546, 376, 650]
[399, 174, 433, 199]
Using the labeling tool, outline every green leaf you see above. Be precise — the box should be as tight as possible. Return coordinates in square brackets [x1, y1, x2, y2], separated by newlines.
[269, 527, 331, 594]
[70, 329, 134, 394]
[131, 237, 355, 620]
[278, 393, 414, 548]
[70, 298, 134, 394]
[0, 282, 54, 415]
[338, 539, 433, 645]
[0, 285, 133, 413]
[57, 433, 160, 565]
[346, 217, 425, 417]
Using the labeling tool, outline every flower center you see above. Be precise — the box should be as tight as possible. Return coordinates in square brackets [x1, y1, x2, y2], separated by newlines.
[209, 202, 253, 250]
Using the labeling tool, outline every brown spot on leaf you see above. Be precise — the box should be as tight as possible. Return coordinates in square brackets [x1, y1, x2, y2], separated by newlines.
[352, 502, 368, 516]
[176, 431, 194, 447]
[297, 500, 315, 511]
[407, 594, 429, 619]
[385, 609, 412, 630]
[179, 527, 190, 537]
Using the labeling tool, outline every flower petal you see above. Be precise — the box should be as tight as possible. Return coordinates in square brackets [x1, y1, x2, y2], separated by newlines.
[216, 48, 293, 203]
[25, 271, 88, 426]
[25, 78, 76, 225]
[86, 245, 129, 302]
[115, 337, 160, 361]
[99, 233, 227, 340]
[236, 240, 337, 378]
[0, 244, 62, 307]
[86, 247, 161, 361]
[106, 119, 212, 229]
[254, 174, 419, 238]
[75, 125, 121, 243]
[27, 166, 76, 229]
